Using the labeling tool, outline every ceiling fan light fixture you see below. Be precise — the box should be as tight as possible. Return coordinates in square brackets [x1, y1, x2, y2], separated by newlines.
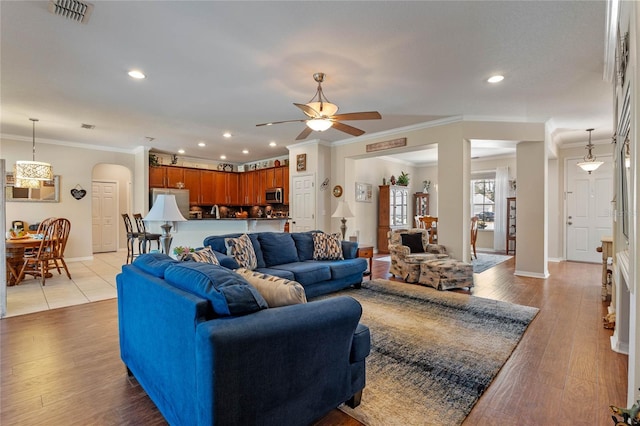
[306, 101, 339, 118]
[576, 128, 603, 174]
[307, 118, 333, 132]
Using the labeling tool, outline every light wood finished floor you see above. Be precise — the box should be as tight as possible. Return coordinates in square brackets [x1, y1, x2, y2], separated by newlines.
[1, 256, 628, 425]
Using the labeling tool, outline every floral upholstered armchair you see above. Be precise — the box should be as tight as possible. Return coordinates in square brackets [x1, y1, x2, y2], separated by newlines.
[388, 228, 448, 283]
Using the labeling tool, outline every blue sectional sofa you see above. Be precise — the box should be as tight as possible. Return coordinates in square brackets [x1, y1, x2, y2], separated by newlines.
[203, 231, 368, 298]
[117, 253, 371, 426]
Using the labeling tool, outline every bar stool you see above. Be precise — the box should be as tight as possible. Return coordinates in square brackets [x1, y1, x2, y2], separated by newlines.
[133, 213, 161, 254]
[121, 213, 140, 264]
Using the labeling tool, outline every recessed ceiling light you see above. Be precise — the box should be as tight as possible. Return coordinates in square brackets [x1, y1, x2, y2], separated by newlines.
[198, 142, 206, 147]
[269, 141, 277, 147]
[487, 75, 504, 83]
[223, 132, 232, 138]
[220, 155, 226, 160]
[178, 149, 185, 154]
[242, 149, 249, 154]
[128, 70, 146, 79]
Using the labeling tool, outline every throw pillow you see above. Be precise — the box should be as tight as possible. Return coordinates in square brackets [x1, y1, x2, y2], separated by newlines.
[184, 247, 220, 265]
[401, 233, 425, 253]
[164, 263, 268, 317]
[236, 268, 307, 307]
[225, 234, 258, 270]
[312, 232, 344, 260]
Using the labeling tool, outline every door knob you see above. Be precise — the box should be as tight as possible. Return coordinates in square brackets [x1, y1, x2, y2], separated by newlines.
[567, 221, 573, 225]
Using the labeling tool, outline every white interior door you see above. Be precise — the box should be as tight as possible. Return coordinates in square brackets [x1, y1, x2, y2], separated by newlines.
[566, 156, 613, 262]
[291, 174, 315, 232]
[92, 181, 118, 253]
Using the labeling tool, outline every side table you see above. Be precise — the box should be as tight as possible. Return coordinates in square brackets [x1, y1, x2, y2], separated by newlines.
[357, 246, 374, 279]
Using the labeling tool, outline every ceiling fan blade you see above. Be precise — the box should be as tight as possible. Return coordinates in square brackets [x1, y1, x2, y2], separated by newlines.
[295, 126, 313, 140]
[331, 111, 382, 121]
[256, 119, 306, 127]
[332, 121, 365, 137]
[294, 103, 320, 118]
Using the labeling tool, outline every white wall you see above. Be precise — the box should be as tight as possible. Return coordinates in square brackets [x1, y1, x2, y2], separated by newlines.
[2, 138, 136, 260]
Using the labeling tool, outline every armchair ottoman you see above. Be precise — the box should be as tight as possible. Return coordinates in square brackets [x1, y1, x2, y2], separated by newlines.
[388, 228, 448, 283]
[419, 258, 474, 291]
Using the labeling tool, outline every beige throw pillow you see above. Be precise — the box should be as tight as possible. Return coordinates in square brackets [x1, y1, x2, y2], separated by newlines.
[235, 268, 307, 308]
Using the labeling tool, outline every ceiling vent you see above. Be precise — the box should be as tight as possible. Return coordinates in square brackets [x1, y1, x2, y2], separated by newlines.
[81, 123, 95, 129]
[48, 0, 94, 24]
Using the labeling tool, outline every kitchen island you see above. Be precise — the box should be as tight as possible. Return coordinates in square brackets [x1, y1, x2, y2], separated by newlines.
[146, 217, 288, 253]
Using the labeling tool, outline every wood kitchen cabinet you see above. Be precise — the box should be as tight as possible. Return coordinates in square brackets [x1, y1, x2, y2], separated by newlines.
[149, 165, 185, 188]
[184, 169, 201, 205]
[200, 170, 216, 205]
[226, 173, 240, 205]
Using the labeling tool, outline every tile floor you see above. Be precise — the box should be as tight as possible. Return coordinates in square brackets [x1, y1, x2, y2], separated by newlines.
[4, 251, 125, 318]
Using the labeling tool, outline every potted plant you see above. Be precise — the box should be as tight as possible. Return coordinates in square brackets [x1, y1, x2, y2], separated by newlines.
[397, 171, 409, 186]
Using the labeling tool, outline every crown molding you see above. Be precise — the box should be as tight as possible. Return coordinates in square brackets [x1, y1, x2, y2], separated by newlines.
[1, 133, 135, 154]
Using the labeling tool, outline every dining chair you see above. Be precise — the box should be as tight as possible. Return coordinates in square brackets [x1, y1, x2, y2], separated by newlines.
[47, 218, 72, 279]
[419, 216, 438, 244]
[470, 216, 479, 260]
[19, 220, 58, 285]
[133, 213, 161, 254]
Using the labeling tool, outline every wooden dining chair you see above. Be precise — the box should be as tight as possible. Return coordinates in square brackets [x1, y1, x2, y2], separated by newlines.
[420, 216, 438, 244]
[19, 220, 58, 285]
[133, 213, 161, 254]
[47, 218, 72, 279]
[470, 216, 479, 260]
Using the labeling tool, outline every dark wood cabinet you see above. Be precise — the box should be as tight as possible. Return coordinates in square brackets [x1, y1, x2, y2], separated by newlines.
[148, 165, 185, 188]
[149, 166, 166, 188]
[414, 193, 430, 217]
[184, 169, 201, 205]
[377, 185, 409, 253]
[506, 197, 516, 255]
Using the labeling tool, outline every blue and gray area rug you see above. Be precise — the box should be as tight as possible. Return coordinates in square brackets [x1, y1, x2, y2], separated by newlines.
[334, 279, 538, 425]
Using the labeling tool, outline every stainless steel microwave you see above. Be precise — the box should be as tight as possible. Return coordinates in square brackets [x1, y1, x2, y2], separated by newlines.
[265, 187, 283, 204]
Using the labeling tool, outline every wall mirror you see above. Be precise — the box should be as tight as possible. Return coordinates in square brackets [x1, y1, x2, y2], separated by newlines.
[5, 174, 60, 202]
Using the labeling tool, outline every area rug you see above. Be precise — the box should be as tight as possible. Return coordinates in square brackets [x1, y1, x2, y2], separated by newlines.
[472, 253, 513, 273]
[329, 279, 538, 425]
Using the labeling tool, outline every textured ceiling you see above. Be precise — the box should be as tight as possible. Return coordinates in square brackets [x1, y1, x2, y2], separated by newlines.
[0, 1, 612, 164]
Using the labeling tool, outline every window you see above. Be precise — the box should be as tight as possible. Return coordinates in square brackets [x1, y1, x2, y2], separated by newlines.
[472, 178, 495, 230]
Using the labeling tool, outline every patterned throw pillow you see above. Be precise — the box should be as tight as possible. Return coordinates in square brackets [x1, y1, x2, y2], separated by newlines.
[184, 247, 220, 265]
[236, 268, 307, 307]
[312, 232, 344, 260]
[225, 233, 258, 270]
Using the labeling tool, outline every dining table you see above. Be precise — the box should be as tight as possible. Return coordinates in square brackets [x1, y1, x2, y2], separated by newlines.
[5, 236, 43, 285]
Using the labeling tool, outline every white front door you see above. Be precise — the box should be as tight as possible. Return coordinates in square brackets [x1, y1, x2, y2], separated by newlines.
[566, 156, 613, 262]
[291, 174, 315, 232]
[92, 181, 118, 253]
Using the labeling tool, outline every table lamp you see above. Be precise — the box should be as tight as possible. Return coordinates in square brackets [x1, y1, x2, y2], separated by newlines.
[143, 194, 186, 255]
[332, 201, 355, 241]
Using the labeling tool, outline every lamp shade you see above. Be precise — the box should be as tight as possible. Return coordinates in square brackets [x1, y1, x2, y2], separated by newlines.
[577, 160, 604, 173]
[14, 160, 53, 181]
[332, 201, 354, 218]
[144, 194, 187, 222]
[306, 118, 333, 132]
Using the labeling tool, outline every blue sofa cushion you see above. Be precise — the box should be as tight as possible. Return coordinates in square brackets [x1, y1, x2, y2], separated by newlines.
[164, 262, 267, 316]
[312, 232, 344, 260]
[132, 253, 177, 278]
[254, 267, 295, 280]
[258, 232, 299, 267]
[291, 232, 315, 261]
[321, 258, 368, 280]
[272, 262, 332, 286]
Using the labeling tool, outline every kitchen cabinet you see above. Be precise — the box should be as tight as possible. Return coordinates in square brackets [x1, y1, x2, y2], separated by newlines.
[148, 165, 185, 188]
[282, 166, 289, 204]
[227, 173, 240, 205]
[184, 169, 201, 205]
[149, 166, 166, 188]
[200, 170, 216, 205]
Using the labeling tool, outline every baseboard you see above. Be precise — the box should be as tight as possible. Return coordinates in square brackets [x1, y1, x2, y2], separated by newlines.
[548, 257, 564, 263]
[514, 270, 550, 279]
[610, 334, 629, 355]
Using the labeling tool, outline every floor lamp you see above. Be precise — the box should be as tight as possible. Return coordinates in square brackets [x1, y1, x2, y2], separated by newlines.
[143, 194, 186, 255]
[332, 201, 354, 241]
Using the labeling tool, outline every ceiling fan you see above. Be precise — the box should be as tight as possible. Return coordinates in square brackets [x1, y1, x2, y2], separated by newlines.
[256, 72, 382, 140]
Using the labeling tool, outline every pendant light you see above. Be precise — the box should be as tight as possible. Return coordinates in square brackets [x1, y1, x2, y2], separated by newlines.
[576, 128, 603, 174]
[14, 118, 53, 188]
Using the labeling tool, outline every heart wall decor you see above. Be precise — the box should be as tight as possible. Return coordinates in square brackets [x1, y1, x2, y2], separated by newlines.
[71, 185, 86, 200]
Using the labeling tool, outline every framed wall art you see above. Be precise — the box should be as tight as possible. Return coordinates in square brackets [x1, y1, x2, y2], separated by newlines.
[355, 182, 372, 202]
[296, 153, 307, 171]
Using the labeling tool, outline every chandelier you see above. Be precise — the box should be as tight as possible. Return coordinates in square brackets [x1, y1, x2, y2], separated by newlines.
[576, 128, 603, 174]
[14, 118, 53, 188]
